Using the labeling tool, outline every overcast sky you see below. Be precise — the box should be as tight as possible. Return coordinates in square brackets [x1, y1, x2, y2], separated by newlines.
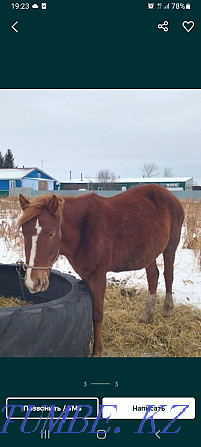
[0, 89, 200, 182]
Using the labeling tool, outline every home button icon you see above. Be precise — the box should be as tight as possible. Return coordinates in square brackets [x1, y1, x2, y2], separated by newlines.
[97, 430, 107, 440]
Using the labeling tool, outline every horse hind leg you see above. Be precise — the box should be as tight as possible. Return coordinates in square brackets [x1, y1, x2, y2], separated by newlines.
[138, 260, 159, 323]
[162, 247, 176, 317]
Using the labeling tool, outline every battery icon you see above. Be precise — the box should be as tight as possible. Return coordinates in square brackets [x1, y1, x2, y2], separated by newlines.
[186, 3, 191, 9]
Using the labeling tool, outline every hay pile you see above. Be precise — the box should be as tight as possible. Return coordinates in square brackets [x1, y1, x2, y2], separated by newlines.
[0, 296, 30, 307]
[97, 285, 201, 357]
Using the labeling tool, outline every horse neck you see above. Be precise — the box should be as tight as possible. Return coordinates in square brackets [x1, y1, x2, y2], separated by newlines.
[60, 195, 91, 256]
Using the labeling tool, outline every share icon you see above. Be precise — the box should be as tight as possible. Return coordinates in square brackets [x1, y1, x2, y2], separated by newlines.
[158, 21, 169, 32]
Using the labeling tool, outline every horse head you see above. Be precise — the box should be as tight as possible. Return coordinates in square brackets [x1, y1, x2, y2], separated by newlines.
[19, 194, 63, 294]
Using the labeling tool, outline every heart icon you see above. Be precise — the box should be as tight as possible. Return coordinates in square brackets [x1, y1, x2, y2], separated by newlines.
[182, 21, 195, 32]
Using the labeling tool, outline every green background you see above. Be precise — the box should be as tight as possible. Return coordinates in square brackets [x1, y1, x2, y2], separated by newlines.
[1, 0, 201, 87]
[0, 0, 201, 445]
[0, 358, 199, 445]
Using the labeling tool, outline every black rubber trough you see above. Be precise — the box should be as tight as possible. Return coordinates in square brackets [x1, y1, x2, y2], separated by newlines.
[0, 264, 92, 357]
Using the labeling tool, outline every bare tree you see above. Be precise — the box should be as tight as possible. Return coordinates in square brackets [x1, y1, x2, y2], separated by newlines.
[97, 169, 117, 190]
[142, 163, 159, 178]
[163, 168, 174, 177]
[97, 169, 116, 183]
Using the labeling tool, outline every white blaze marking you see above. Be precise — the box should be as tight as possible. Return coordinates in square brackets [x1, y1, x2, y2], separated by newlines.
[26, 219, 42, 289]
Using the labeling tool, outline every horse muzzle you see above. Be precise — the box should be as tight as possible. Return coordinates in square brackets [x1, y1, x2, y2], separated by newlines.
[25, 270, 50, 294]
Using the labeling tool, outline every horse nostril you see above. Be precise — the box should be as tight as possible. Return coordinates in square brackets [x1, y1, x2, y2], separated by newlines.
[36, 278, 41, 287]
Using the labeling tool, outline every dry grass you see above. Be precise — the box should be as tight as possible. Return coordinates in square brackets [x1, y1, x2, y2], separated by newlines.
[0, 296, 31, 307]
[0, 196, 23, 255]
[91, 284, 201, 357]
[182, 199, 201, 268]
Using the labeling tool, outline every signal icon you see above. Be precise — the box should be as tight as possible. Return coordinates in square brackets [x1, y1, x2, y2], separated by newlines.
[164, 3, 170, 8]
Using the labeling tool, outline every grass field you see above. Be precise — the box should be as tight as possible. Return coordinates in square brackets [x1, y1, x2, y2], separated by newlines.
[100, 284, 201, 357]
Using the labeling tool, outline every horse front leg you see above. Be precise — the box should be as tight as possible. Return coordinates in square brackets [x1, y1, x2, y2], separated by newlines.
[89, 270, 106, 357]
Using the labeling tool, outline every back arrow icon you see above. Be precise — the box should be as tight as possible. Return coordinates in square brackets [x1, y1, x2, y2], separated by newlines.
[12, 21, 19, 32]
[155, 430, 161, 439]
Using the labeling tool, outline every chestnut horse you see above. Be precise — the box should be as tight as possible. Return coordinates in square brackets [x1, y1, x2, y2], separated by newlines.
[18, 184, 184, 357]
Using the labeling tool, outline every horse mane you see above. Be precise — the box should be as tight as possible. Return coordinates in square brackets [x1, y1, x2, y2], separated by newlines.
[18, 194, 65, 228]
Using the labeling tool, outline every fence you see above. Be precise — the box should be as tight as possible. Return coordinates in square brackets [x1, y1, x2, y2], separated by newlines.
[31, 189, 201, 200]
[9, 187, 32, 197]
[1, 187, 200, 200]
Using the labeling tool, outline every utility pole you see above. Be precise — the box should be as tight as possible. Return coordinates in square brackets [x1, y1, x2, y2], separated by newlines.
[41, 160, 46, 170]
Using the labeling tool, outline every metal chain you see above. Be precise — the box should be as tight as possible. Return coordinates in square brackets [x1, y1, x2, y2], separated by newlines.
[15, 263, 26, 300]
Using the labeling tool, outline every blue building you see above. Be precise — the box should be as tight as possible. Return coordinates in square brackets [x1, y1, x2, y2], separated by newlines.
[0, 168, 57, 196]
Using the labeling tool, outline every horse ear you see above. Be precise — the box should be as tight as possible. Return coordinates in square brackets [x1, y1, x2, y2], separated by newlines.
[19, 194, 30, 211]
[46, 195, 59, 215]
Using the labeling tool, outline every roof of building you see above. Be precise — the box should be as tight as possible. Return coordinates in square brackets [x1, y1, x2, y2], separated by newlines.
[60, 176, 193, 184]
[0, 168, 56, 181]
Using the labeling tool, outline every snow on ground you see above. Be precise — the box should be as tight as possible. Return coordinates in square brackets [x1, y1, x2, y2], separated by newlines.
[0, 237, 23, 264]
[0, 228, 201, 309]
[107, 246, 201, 309]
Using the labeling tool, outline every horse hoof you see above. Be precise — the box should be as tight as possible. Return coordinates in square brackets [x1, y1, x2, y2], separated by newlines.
[91, 352, 102, 358]
[138, 311, 152, 323]
[91, 346, 103, 357]
[163, 307, 173, 318]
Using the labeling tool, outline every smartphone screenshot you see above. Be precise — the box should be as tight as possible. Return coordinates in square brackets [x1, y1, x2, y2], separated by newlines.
[0, 0, 200, 445]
